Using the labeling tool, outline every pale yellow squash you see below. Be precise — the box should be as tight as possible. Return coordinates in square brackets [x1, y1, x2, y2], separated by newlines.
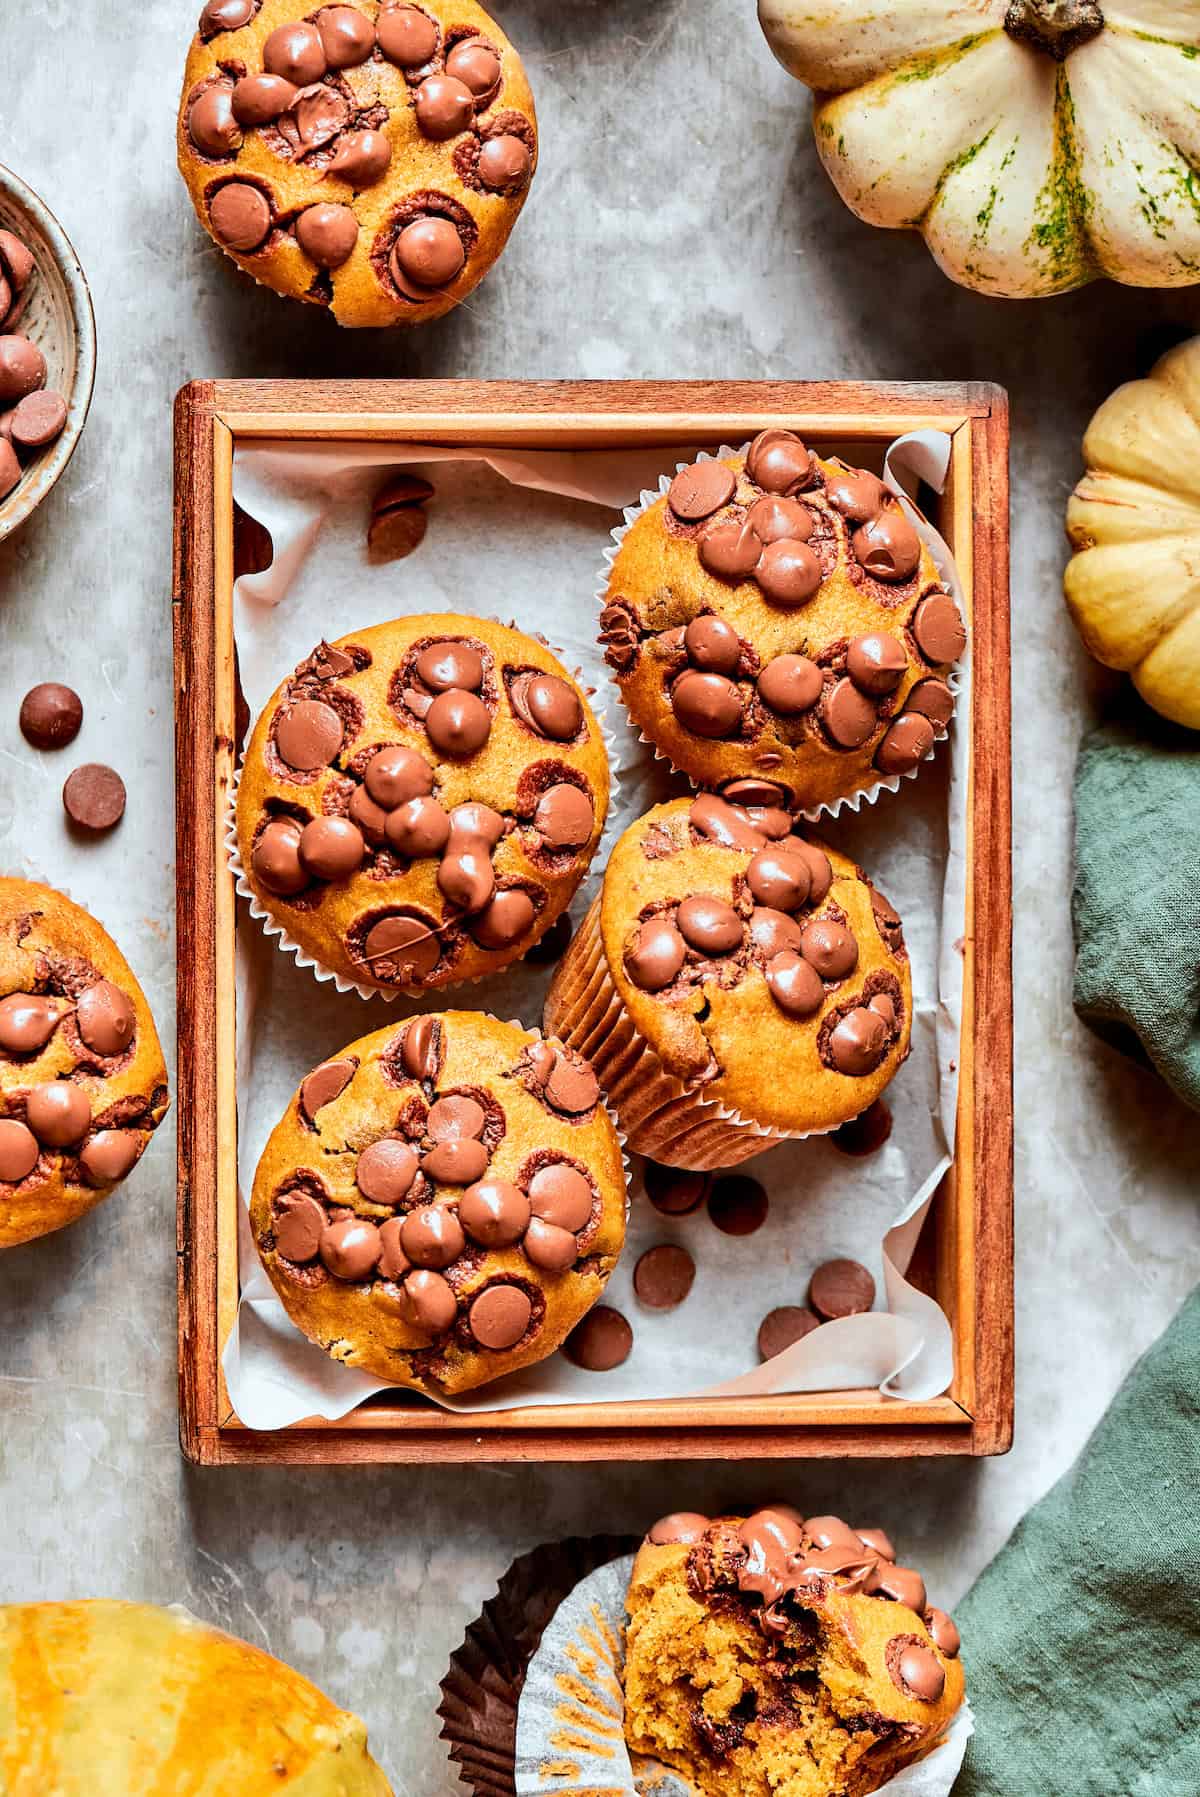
[758, 0, 1200, 297]
[1065, 335, 1200, 727]
[0, 1601, 393, 1795]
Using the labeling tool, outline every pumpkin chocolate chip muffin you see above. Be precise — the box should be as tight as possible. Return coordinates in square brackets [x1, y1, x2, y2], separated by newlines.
[250, 1012, 626, 1393]
[0, 879, 169, 1249]
[543, 792, 911, 1169]
[600, 430, 964, 813]
[235, 615, 609, 994]
[178, 0, 537, 327]
[625, 1507, 964, 1797]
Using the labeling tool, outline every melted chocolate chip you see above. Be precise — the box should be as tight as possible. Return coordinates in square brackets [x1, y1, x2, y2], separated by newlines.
[668, 459, 735, 522]
[746, 430, 814, 496]
[300, 1057, 355, 1123]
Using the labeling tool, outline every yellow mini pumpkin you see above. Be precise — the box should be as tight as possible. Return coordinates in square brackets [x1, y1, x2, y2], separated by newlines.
[1065, 336, 1200, 728]
[0, 1601, 393, 1794]
[758, 0, 1200, 298]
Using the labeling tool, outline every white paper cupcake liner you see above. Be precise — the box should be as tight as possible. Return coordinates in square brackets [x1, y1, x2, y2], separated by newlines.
[594, 438, 967, 825]
[226, 623, 624, 1004]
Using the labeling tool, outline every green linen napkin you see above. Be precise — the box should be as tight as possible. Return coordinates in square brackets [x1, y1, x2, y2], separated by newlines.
[1073, 699, 1200, 1112]
[955, 1285, 1200, 1794]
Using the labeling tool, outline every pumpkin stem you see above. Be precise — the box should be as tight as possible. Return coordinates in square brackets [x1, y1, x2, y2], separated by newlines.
[1004, 0, 1104, 59]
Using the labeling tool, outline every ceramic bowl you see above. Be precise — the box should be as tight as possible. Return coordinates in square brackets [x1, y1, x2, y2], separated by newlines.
[0, 162, 96, 544]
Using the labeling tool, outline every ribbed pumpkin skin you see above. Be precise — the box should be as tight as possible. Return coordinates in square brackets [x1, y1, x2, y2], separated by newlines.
[1065, 336, 1200, 729]
[0, 1602, 393, 1796]
[758, 0, 1200, 298]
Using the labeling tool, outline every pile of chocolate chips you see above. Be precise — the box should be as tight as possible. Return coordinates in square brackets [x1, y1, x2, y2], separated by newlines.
[0, 230, 69, 500]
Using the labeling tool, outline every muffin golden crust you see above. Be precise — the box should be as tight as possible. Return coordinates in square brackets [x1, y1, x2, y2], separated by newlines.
[625, 1508, 964, 1797]
[543, 794, 911, 1163]
[600, 430, 965, 812]
[178, 0, 537, 328]
[0, 880, 169, 1249]
[235, 615, 609, 994]
[250, 1011, 627, 1394]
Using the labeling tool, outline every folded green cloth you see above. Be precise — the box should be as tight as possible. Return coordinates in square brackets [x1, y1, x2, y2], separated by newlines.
[956, 1285, 1200, 1794]
[1073, 697, 1200, 1113]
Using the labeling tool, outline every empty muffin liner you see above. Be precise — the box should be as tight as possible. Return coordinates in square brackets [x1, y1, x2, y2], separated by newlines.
[595, 435, 966, 825]
[441, 1540, 974, 1797]
[225, 626, 623, 1004]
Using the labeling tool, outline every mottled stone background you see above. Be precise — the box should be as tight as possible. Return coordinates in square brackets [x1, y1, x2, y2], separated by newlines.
[2, 3, 1199, 1791]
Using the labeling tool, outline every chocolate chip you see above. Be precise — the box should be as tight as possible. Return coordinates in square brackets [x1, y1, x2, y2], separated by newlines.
[822, 677, 877, 749]
[320, 1216, 382, 1280]
[925, 1608, 961, 1658]
[699, 518, 763, 580]
[676, 894, 742, 957]
[330, 129, 393, 187]
[276, 698, 342, 770]
[911, 594, 966, 665]
[263, 20, 327, 84]
[800, 918, 858, 980]
[794, 841, 832, 904]
[299, 816, 366, 879]
[888, 1638, 945, 1704]
[400, 1203, 465, 1269]
[0, 231, 33, 296]
[296, 203, 359, 269]
[386, 792, 451, 861]
[79, 1129, 141, 1187]
[199, 0, 256, 35]
[832, 1100, 892, 1156]
[0, 1118, 40, 1182]
[477, 134, 531, 192]
[376, 3, 438, 67]
[685, 615, 741, 674]
[25, 1082, 90, 1147]
[470, 888, 536, 950]
[668, 459, 735, 522]
[76, 980, 135, 1057]
[755, 539, 821, 606]
[809, 1256, 876, 1319]
[757, 653, 822, 715]
[11, 390, 67, 450]
[708, 1175, 768, 1236]
[252, 818, 308, 896]
[414, 73, 475, 139]
[400, 1014, 441, 1081]
[542, 1047, 599, 1116]
[644, 1162, 710, 1216]
[356, 1137, 419, 1203]
[824, 463, 887, 523]
[746, 494, 813, 543]
[0, 993, 66, 1055]
[63, 764, 125, 832]
[421, 1136, 489, 1185]
[316, 5, 375, 67]
[232, 72, 296, 126]
[523, 1216, 579, 1271]
[828, 1007, 888, 1075]
[19, 683, 82, 749]
[670, 670, 742, 739]
[425, 688, 491, 756]
[634, 1244, 695, 1310]
[0, 441, 19, 498]
[858, 1526, 895, 1561]
[364, 744, 433, 806]
[362, 914, 440, 981]
[746, 429, 813, 495]
[209, 182, 272, 253]
[509, 671, 582, 741]
[300, 1057, 355, 1123]
[747, 845, 810, 912]
[534, 784, 593, 850]
[272, 1190, 325, 1262]
[846, 633, 907, 695]
[852, 503, 921, 582]
[527, 1162, 592, 1232]
[427, 1094, 486, 1141]
[757, 1306, 820, 1360]
[189, 84, 242, 157]
[749, 907, 803, 959]
[690, 793, 765, 851]
[563, 1305, 632, 1371]
[648, 1512, 711, 1545]
[398, 1268, 457, 1333]
[468, 1283, 532, 1349]
[460, 1178, 529, 1247]
[765, 950, 824, 1017]
[905, 677, 955, 730]
[876, 712, 935, 776]
[0, 334, 45, 406]
[446, 37, 501, 94]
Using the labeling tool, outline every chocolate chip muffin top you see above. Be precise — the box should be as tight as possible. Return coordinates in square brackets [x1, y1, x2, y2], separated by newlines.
[250, 1011, 626, 1394]
[0, 879, 169, 1249]
[601, 430, 964, 812]
[599, 794, 911, 1136]
[178, 0, 537, 328]
[235, 614, 610, 994]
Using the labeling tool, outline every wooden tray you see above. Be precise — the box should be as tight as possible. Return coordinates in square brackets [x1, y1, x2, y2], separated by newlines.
[174, 379, 1012, 1467]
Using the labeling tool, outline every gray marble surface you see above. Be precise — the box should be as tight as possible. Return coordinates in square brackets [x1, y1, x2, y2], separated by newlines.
[2, 2, 1199, 1790]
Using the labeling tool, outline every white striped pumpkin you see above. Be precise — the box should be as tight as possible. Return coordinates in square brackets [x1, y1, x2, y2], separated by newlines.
[758, 1, 1200, 298]
[1066, 335, 1200, 728]
[0, 1602, 392, 1795]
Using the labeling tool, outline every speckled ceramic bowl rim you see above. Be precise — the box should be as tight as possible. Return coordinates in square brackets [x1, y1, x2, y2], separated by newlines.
[0, 162, 96, 544]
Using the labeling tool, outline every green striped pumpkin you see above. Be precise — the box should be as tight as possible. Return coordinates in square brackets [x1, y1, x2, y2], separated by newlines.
[758, 1, 1200, 297]
[0, 1603, 392, 1795]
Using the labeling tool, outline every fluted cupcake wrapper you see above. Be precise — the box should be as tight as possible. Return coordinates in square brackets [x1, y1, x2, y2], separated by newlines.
[225, 621, 624, 1005]
[594, 439, 965, 825]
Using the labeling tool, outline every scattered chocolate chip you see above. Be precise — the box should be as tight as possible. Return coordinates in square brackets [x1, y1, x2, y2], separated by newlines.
[232, 72, 296, 127]
[634, 1243, 696, 1310]
[10, 390, 67, 450]
[747, 845, 810, 912]
[63, 764, 125, 832]
[0, 441, 19, 498]
[905, 677, 955, 730]
[749, 907, 803, 959]
[470, 887, 536, 950]
[0, 1117, 40, 1182]
[676, 894, 742, 957]
[888, 1638, 945, 1703]
[469, 1283, 532, 1349]
[524, 1215, 579, 1271]
[329, 128, 393, 187]
[876, 712, 935, 776]
[316, 4, 376, 67]
[320, 1215, 382, 1280]
[809, 1256, 876, 1319]
[414, 72, 475, 140]
[0, 993, 66, 1054]
[263, 20, 327, 84]
[765, 950, 824, 1017]
[276, 698, 343, 770]
[847, 633, 907, 695]
[477, 133, 531, 192]
[25, 1082, 90, 1147]
[446, 37, 501, 94]
[199, 0, 256, 35]
[648, 1512, 710, 1545]
[400, 1202, 465, 1269]
[189, 84, 243, 157]
[400, 1015, 441, 1081]
[299, 1058, 356, 1123]
[364, 744, 434, 807]
[534, 783, 593, 851]
[356, 1137, 419, 1204]
[746, 494, 812, 543]
[509, 671, 582, 741]
[421, 1135, 489, 1185]
[79, 1129, 141, 1187]
[852, 503, 921, 582]
[425, 688, 491, 756]
[460, 1178, 530, 1247]
[272, 1190, 326, 1262]
[824, 463, 887, 522]
[76, 980, 135, 1057]
[757, 1306, 820, 1361]
[755, 539, 821, 606]
[925, 1608, 961, 1658]
[296, 202, 359, 268]
[543, 1047, 600, 1116]
[832, 1100, 892, 1156]
[376, 3, 439, 67]
[563, 1304, 632, 1370]
[858, 1526, 896, 1561]
[19, 683, 82, 749]
[527, 1162, 592, 1232]
[684, 615, 741, 674]
[668, 459, 735, 522]
[699, 518, 763, 580]
[800, 918, 858, 980]
[757, 653, 822, 715]
[828, 1006, 889, 1074]
[299, 815, 366, 879]
[399, 1268, 458, 1333]
[822, 677, 877, 749]
[644, 1162, 710, 1216]
[708, 1175, 768, 1236]
[746, 429, 813, 495]
[911, 594, 966, 665]
[209, 182, 272, 252]
[362, 914, 441, 981]
[670, 669, 742, 739]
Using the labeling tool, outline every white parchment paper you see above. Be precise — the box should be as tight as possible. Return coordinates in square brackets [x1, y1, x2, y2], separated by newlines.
[218, 432, 970, 1429]
[513, 1555, 974, 1797]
